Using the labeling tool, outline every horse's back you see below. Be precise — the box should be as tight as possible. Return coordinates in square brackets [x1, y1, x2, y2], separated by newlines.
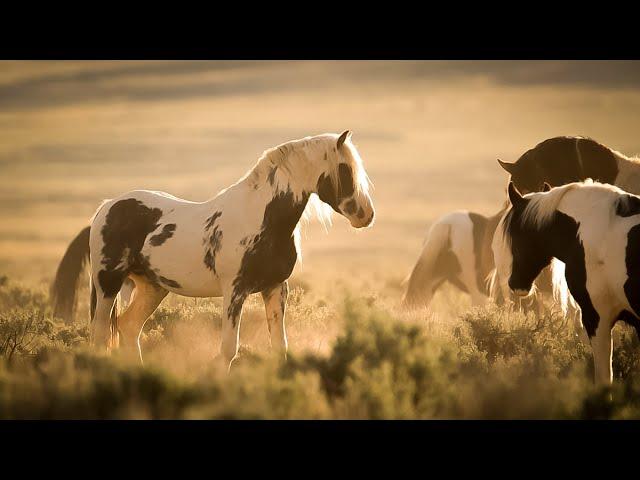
[88, 189, 221, 298]
[518, 136, 618, 187]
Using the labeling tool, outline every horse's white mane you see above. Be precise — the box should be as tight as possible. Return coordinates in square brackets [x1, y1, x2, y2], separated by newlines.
[520, 180, 589, 230]
[243, 133, 371, 228]
[519, 179, 627, 231]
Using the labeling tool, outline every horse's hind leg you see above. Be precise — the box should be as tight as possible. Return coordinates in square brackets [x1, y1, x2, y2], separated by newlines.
[91, 288, 118, 350]
[116, 274, 168, 364]
[261, 281, 289, 359]
[119, 277, 136, 310]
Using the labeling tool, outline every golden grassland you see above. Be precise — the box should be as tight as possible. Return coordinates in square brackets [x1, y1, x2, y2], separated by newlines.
[1, 61, 640, 418]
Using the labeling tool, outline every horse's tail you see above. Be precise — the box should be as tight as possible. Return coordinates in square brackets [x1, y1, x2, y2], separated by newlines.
[402, 221, 451, 309]
[50, 226, 91, 324]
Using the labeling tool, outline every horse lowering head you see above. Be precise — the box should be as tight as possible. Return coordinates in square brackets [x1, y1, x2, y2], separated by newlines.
[493, 182, 554, 298]
[497, 157, 546, 195]
[497, 136, 621, 195]
[316, 130, 375, 228]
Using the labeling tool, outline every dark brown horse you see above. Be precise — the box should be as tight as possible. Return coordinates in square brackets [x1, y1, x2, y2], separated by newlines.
[497, 136, 640, 195]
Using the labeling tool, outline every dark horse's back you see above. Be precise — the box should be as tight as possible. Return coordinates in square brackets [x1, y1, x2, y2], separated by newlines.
[501, 136, 619, 194]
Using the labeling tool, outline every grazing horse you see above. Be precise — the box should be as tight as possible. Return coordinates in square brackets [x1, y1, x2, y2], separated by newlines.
[53, 131, 375, 369]
[401, 208, 554, 311]
[402, 209, 504, 308]
[492, 180, 640, 385]
[497, 136, 640, 195]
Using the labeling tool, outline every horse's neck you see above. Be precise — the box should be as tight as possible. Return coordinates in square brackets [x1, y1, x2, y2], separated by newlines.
[233, 175, 312, 236]
[615, 154, 640, 195]
[216, 144, 325, 233]
[263, 188, 311, 236]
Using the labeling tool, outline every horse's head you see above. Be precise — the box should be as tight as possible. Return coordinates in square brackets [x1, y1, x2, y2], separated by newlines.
[316, 131, 375, 228]
[497, 157, 546, 195]
[492, 182, 553, 298]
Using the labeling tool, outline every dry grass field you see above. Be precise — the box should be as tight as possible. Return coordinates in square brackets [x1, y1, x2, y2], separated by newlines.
[1, 60, 640, 418]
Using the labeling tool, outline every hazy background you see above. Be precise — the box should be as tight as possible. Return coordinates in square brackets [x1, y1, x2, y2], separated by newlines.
[2, 60, 640, 294]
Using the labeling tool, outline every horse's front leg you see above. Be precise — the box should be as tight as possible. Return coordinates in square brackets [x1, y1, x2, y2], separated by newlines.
[220, 287, 247, 372]
[590, 321, 614, 386]
[261, 281, 289, 359]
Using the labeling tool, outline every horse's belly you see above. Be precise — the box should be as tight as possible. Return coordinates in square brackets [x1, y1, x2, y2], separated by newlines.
[164, 275, 223, 298]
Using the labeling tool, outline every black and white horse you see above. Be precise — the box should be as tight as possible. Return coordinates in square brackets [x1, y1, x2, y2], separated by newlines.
[493, 180, 640, 385]
[52, 131, 375, 369]
[497, 136, 640, 195]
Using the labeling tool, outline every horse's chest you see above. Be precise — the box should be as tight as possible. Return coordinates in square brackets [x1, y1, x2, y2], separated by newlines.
[235, 231, 297, 294]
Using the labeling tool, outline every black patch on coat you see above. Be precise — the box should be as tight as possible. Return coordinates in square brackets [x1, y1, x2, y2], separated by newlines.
[435, 251, 467, 293]
[203, 211, 223, 275]
[229, 190, 309, 326]
[127, 254, 180, 291]
[623, 223, 640, 321]
[508, 137, 619, 194]
[158, 276, 181, 289]
[431, 233, 467, 294]
[316, 163, 355, 212]
[98, 199, 163, 297]
[615, 194, 640, 218]
[149, 223, 176, 246]
[468, 212, 488, 294]
[504, 204, 601, 337]
[317, 173, 339, 211]
[338, 163, 355, 197]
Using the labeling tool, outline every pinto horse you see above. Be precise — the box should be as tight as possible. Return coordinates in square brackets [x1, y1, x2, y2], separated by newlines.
[402, 209, 504, 308]
[52, 131, 375, 368]
[493, 180, 640, 385]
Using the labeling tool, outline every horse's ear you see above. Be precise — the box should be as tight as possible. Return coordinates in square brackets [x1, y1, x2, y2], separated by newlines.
[337, 130, 352, 149]
[542, 182, 552, 192]
[497, 159, 516, 174]
[508, 182, 525, 208]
